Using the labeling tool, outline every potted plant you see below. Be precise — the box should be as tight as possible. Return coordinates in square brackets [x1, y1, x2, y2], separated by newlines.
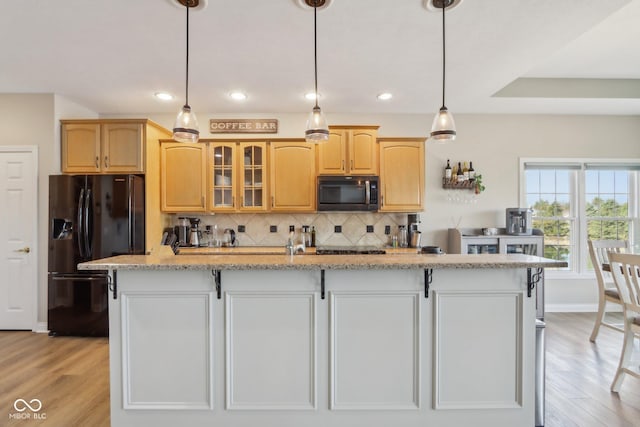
[474, 174, 485, 194]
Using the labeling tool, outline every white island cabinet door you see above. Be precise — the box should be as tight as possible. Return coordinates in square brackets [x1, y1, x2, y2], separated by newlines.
[327, 270, 422, 410]
[224, 270, 318, 410]
[115, 270, 215, 411]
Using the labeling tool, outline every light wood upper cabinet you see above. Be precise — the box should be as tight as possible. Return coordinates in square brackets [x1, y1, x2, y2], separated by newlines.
[208, 141, 267, 212]
[239, 142, 268, 211]
[101, 123, 144, 172]
[317, 126, 379, 175]
[160, 142, 207, 212]
[379, 138, 425, 212]
[61, 120, 144, 173]
[270, 141, 316, 212]
[61, 123, 101, 173]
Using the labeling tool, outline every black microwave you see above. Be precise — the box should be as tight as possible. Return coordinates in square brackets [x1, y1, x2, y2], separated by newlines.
[317, 176, 379, 211]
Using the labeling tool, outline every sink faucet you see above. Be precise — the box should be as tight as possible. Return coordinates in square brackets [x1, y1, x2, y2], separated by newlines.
[285, 231, 306, 255]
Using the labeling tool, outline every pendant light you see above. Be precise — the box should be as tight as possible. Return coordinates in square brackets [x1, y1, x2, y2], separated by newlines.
[173, 0, 200, 143]
[304, 0, 329, 143]
[430, 0, 456, 143]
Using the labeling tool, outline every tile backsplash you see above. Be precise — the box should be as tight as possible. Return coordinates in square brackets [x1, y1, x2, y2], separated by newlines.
[173, 212, 409, 247]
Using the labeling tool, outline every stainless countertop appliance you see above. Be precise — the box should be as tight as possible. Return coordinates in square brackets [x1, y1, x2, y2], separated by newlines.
[317, 175, 379, 211]
[506, 208, 533, 235]
[48, 174, 145, 336]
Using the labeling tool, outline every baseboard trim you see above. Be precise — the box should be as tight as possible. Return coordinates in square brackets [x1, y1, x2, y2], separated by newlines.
[33, 322, 49, 333]
[545, 303, 623, 313]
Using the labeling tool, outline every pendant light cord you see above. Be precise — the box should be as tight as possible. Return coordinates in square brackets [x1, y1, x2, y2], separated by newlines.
[441, 1, 446, 109]
[185, 1, 190, 107]
[313, 1, 319, 109]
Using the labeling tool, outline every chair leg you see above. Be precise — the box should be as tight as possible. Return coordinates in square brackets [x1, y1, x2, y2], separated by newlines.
[590, 293, 606, 342]
[611, 318, 634, 392]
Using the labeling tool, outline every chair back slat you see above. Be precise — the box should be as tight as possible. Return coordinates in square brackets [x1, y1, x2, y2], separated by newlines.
[608, 252, 640, 312]
[588, 240, 629, 286]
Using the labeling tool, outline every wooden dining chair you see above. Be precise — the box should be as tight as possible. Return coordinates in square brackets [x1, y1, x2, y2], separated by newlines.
[608, 252, 640, 392]
[588, 239, 629, 342]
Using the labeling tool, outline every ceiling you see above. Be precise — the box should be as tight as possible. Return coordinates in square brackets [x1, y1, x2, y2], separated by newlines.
[2, 0, 640, 116]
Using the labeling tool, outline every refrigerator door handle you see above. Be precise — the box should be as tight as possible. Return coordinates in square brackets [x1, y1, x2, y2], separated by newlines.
[77, 188, 86, 258]
[128, 176, 134, 252]
[50, 274, 107, 281]
[84, 188, 92, 258]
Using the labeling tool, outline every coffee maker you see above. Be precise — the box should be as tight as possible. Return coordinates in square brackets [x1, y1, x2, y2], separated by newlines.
[408, 213, 421, 248]
[506, 208, 533, 235]
[189, 218, 202, 247]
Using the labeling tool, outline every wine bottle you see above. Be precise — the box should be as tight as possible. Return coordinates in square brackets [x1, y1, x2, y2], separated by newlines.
[457, 162, 464, 182]
[445, 159, 452, 180]
[463, 162, 469, 181]
[469, 162, 475, 181]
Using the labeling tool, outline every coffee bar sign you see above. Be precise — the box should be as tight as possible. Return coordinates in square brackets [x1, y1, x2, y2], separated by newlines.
[209, 119, 278, 134]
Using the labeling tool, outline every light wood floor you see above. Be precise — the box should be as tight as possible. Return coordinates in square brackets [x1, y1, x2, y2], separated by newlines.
[0, 332, 109, 427]
[1, 313, 639, 427]
[545, 312, 640, 427]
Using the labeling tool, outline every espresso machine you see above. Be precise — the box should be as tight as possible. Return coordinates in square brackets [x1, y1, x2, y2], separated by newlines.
[506, 208, 533, 235]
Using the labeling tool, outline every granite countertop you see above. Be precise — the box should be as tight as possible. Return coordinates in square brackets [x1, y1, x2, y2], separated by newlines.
[78, 252, 566, 271]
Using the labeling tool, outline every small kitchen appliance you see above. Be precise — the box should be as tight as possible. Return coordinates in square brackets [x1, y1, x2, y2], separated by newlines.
[506, 208, 533, 235]
[189, 218, 202, 247]
[177, 217, 190, 246]
[317, 175, 379, 211]
[408, 213, 421, 247]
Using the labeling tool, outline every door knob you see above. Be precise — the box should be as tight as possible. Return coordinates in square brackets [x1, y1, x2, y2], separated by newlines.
[14, 247, 30, 253]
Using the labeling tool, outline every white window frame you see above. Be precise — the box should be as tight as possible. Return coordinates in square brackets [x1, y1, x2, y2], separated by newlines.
[519, 158, 640, 279]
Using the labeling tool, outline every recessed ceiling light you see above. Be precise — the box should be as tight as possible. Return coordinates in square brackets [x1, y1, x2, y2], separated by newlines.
[377, 93, 393, 101]
[229, 91, 247, 101]
[305, 92, 322, 101]
[154, 92, 174, 101]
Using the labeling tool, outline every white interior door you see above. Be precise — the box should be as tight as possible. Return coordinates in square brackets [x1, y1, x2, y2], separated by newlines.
[0, 147, 37, 330]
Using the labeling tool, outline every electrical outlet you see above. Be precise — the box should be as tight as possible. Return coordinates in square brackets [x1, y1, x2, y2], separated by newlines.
[289, 225, 295, 232]
[385, 225, 391, 235]
[334, 225, 342, 233]
[366, 225, 374, 233]
[270, 225, 278, 233]
[238, 225, 246, 233]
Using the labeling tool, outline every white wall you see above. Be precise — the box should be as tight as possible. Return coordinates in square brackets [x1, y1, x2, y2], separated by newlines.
[0, 94, 98, 328]
[6, 102, 640, 320]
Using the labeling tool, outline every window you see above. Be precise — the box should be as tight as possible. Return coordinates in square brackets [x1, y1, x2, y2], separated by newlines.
[521, 159, 639, 276]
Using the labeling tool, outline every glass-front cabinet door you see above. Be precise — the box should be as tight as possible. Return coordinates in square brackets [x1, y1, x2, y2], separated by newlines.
[209, 143, 236, 211]
[500, 236, 543, 256]
[239, 142, 267, 211]
[462, 237, 499, 254]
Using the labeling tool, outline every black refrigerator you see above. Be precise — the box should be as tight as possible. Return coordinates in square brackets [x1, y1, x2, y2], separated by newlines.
[48, 174, 145, 336]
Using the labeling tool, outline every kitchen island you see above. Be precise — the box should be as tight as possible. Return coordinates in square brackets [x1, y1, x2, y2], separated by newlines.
[80, 252, 565, 427]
